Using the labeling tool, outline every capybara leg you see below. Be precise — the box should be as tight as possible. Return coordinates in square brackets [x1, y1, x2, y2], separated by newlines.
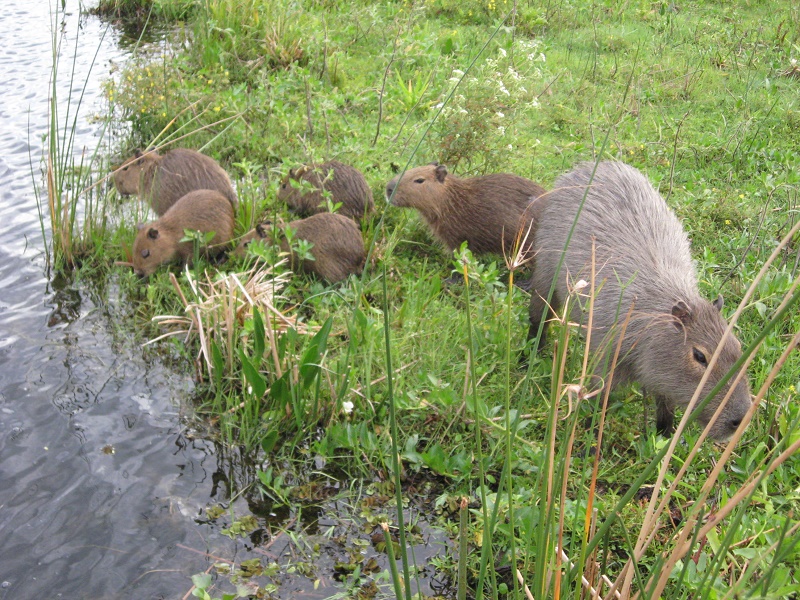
[655, 394, 675, 436]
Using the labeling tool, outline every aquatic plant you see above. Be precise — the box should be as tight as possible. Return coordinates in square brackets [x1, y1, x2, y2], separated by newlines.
[36, 2, 115, 270]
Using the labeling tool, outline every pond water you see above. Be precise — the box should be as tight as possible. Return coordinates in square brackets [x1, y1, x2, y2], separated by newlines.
[0, 2, 241, 598]
[0, 3, 449, 598]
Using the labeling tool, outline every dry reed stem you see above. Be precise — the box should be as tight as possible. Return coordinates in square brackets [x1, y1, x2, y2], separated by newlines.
[555, 545, 621, 600]
[723, 520, 800, 598]
[515, 568, 536, 600]
[144, 261, 304, 382]
[646, 434, 800, 599]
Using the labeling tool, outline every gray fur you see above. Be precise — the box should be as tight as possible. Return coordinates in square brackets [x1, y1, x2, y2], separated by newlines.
[528, 161, 751, 440]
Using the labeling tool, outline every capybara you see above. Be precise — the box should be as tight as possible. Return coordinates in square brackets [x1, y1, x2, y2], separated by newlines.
[236, 213, 365, 283]
[114, 148, 237, 216]
[385, 163, 547, 257]
[277, 161, 374, 222]
[527, 161, 751, 440]
[132, 189, 235, 278]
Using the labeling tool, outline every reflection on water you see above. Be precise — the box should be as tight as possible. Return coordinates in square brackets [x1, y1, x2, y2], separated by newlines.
[0, 2, 240, 597]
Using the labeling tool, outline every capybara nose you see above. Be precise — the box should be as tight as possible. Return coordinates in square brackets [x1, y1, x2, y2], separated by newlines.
[385, 182, 395, 200]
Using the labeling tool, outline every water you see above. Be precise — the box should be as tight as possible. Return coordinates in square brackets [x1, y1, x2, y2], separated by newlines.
[0, 4, 450, 598]
[0, 3, 236, 597]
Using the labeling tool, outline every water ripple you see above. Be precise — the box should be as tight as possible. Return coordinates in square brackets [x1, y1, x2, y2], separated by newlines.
[0, 2, 237, 597]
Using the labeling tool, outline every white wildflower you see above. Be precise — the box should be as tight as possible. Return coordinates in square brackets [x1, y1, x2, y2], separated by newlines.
[572, 279, 589, 293]
[496, 111, 505, 118]
[342, 400, 354, 415]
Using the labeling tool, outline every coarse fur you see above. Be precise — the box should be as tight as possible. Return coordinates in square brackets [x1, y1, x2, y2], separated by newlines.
[132, 189, 235, 278]
[527, 161, 751, 440]
[385, 163, 547, 256]
[277, 160, 374, 222]
[236, 213, 365, 283]
[114, 148, 237, 216]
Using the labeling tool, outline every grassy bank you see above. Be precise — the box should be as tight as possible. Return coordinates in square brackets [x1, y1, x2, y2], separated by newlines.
[61, 0, 800, 597]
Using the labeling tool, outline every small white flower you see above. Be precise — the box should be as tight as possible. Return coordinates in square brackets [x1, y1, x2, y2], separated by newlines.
[342, 401, 354, 415]
[507, 144, 513, 150]
[573, 279, 589, 293]
[496, 111, 505, 118]
[498, 47, 507, 57]
[497, 126, 505, 135]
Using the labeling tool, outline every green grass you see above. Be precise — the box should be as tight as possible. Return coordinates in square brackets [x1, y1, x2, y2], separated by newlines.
[50, 0, 800, 597]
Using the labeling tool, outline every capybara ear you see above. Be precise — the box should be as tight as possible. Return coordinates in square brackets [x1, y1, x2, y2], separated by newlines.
[434, 164, 448, 183]
[147, 227, 159, 240]
[428, 161, 439, 166]
[134, 149, 143, 158]
[295, 165, 309, 177]
[136, 222, 145, 231]
[141, 249, 150, 259]
[255, 223, 268, 238]
[712, 295, 724, 312]
[671, 300, 692, 328]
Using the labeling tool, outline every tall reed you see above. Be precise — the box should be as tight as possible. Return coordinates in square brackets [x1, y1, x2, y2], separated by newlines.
[37, 1, 114, 271]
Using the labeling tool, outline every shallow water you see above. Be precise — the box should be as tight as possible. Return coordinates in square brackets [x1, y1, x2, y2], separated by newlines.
[0, 3, 237, 598]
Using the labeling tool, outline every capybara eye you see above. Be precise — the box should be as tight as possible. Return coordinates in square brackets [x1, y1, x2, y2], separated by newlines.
[141, 249, 150, 259]
[414, 178, 425, 184]
[692, 347, 708, 366]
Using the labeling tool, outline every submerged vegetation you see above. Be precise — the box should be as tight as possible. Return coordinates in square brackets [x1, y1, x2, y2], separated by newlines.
[42, 0, 800, 597]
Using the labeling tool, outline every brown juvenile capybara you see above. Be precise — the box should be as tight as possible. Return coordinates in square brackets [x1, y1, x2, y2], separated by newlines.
[277, 161, 374, 222]
[236, 213, 365, 283]
[527, 161, 751, 440]
[114, 148, 237, 217]
[132, 189, 235, 278]
[385, 163, 547, 257]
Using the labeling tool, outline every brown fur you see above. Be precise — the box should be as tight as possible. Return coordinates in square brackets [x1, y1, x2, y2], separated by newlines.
[132, 190, 235, 278]
[277, 161, 374, 222]
[236, 213, 365, 283]
[114, 148, 237, 216]
[385, 163, 547, 256]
